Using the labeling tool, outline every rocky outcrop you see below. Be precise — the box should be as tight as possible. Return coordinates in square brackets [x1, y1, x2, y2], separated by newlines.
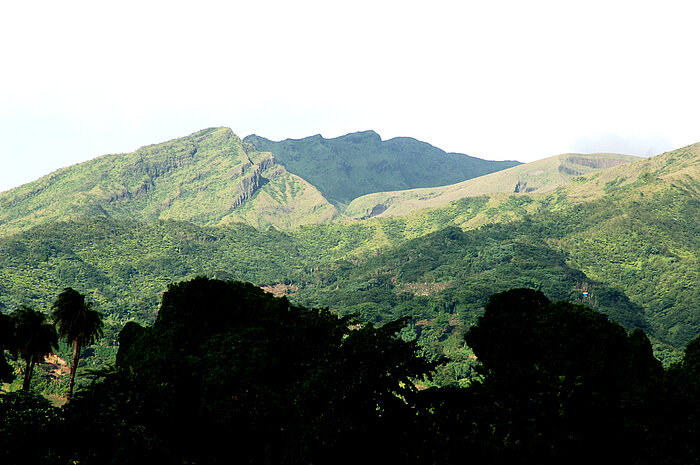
[558, 165, 585, 176]
[258, 153, 275, 171]
[513, 181, 537, 193]
[229, 154, 276, 210]
[106, 187, 132, 203]
[567, 156, 631, 169]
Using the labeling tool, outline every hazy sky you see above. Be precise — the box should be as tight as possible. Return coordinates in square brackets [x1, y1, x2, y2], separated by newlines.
[1, 0, 697, 192]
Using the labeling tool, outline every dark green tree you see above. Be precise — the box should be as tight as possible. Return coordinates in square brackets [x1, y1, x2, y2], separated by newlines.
[10, 306, 58, 390]
[67, 277, 434, 464]
[661, 335, 700, 464]
[51, 288, 103, 400]
[464, 288, 663, 464]
[0, 312, 15, 383]
[0, 390, 65, 465]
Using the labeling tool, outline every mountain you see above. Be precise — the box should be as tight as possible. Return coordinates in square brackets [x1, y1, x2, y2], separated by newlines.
[342, 143, 700, 345]
[545, 143, 700, 347]
[243, 131, 521, 209]
[345, 152, 641, 219]
[0, 128, 338, 235]
[0, 130, 698, 389]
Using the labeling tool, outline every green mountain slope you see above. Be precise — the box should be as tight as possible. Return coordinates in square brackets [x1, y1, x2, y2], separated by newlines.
[0, 134, 697, 389]
[549, 143, 700, 345]
[243, 131, 520, 209]
[0, 128, 338, 235]
[345, 152, 641, 219]
[290, 143, 700, 361]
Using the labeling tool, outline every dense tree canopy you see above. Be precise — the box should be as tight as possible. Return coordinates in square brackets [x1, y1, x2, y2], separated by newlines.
[68, 277, 435, 464]
[0, 282, 698, 464]
[0, 312, 14, 383]
[461, 289, 664, 464]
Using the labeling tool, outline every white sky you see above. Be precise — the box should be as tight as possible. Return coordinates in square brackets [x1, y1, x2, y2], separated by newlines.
[1, 0, 698, 192]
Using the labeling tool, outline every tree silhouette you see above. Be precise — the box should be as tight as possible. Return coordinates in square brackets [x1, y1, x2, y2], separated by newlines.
[465, 288, 663, 464]
[11, 306, 59, 390]
[662, 335, 700, 464]
[68, 277, 434, 464]
[51, 288, 103, 400]
[0, 312, 16, 383]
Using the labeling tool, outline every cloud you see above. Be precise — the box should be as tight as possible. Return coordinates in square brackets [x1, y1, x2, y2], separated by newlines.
[569, 133, 673, 157]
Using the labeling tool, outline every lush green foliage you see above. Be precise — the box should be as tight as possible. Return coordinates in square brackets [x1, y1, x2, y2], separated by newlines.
[66, 278, 434, 464]
[0, 137, 697, 391]
[0, 165, 698, 385]
[0, 128, 337, 235]
[51, 287, 104, 399]
[291, 223, 656, 384]
[51, 288, 103, 349]
[1, 282, 697, 464]
[10, 306, 58, 389]
[0, 390, 65, 464]
[0, 129, 697, 463]
[0, 312, 14, 383]
[419, 289, 670, 464]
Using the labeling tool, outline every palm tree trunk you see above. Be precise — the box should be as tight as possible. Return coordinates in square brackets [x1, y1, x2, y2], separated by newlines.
[22, 356, 36, 390]
[68, 339, 80, 401]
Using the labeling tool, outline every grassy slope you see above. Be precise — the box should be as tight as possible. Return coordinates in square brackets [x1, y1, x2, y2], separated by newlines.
[345, 153, 641, 219]
[244, 131, 520, 209]
[220, 164, 339, 230]
[0, 128, 338, 235]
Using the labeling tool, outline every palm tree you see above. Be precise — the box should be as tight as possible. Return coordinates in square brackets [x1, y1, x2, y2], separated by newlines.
[11, 306, 59, 390]
[0, 312, 14, 383]
[51, 288, 103, 400]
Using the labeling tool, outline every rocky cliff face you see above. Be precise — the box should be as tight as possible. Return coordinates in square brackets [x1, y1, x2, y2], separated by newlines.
[229, 154, 276, 210]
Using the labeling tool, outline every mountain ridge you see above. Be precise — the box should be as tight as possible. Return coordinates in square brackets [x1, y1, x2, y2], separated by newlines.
[0, 135, 698, 388]
[0, 128, 338, 235]
[0, 127, 526, 235]
[345, 152, 642, 219]
[243, 131, 521, 209]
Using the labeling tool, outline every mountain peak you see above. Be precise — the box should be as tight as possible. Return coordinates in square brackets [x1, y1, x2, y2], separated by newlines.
[0, 128, 337, 235]
[336, 130, 382, 144]
[244, 130, 519, 208]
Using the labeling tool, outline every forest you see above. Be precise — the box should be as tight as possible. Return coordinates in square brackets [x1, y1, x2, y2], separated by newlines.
[0, 129, 698, 463]
[1, 129, 698, 390]
[0, 278, 698, 464]
[1, 174, 696, 390]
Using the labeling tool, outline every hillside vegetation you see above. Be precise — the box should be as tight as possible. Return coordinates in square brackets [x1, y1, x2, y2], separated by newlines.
[345, 152, 641, 219]
[244, 131, 520, 209]
[6, 281, 699, 464]
[0, 132, 697, 390]
[0, 128, 338, 235]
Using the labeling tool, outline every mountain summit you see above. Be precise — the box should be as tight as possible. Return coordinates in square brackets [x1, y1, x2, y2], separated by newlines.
[0, 128, 521, 234]
[0, 128, 338, 235]
[244, 131, 520, 209]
